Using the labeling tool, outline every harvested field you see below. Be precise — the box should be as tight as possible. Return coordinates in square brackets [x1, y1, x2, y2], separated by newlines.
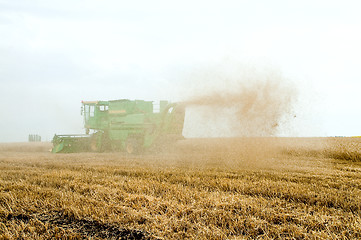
[0, 138, 361, 239]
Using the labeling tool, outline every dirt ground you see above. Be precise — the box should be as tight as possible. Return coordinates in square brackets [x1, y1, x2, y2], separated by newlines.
[0, 138, 361, 239]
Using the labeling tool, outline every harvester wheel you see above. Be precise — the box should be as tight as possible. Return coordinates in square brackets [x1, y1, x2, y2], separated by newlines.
[90, 135, 98, 152]
[125, 138, 141, 154]
[100, 133, 111, 152]
[90, 132, 105, 152]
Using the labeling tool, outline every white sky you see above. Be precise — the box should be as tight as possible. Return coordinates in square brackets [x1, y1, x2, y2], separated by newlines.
[0, 0, 360, 141]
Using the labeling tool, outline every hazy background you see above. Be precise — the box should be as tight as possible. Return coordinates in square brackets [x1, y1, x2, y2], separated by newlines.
[1, 0, 360, 142]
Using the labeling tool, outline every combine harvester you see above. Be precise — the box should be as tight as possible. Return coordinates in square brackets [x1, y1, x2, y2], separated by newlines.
[52, 99, 185, 154]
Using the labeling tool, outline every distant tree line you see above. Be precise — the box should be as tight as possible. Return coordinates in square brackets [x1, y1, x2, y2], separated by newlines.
[28, 134, 41, 142]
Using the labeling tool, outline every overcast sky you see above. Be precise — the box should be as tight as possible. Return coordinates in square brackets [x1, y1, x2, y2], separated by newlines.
[1, 0, 360, 142]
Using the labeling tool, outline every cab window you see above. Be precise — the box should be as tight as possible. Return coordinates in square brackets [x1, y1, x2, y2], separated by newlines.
[90, 105, 95, 117]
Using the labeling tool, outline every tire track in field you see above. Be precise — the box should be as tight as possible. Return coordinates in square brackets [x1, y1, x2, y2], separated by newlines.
[5, 211, 154, 240]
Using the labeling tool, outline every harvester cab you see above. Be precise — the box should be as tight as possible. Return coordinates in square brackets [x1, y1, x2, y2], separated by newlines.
[52, 99, 185, 154]
[81, 101, 110, 134]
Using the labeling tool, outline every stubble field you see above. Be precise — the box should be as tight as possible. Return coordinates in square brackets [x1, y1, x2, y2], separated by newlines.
[0, 137, 361, 239]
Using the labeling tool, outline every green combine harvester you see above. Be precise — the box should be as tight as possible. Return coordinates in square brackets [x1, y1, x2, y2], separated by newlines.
[52, 99, 185, 153]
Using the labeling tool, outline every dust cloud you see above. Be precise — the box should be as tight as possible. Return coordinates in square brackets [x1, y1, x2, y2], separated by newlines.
[177, 60, 298, 137]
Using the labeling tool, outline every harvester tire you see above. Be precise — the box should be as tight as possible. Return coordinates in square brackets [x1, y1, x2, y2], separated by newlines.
[90, 135, 98, 152]
[90, 132, 104, 152]
[125, 138, 141, 154]
[100, 133, 111, 152]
